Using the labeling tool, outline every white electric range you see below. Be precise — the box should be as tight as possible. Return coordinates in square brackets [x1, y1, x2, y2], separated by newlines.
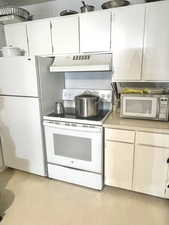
[43, 89, 112, 190]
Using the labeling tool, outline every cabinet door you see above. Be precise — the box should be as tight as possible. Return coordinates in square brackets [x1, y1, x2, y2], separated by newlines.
[51, 16, 79, 54]
[112, 5, 145, 81]
[27, 20, 52, 55]
[80, 11, 111, 53]
[5, 23, 29, 55]
[105, 141, 134, 190]
[133, 145, 169, 198]
[142, 1, 169, 81]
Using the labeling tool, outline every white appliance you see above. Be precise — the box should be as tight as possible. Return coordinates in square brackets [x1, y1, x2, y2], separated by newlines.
[120, 94, 169, 121]
[50, 53, 112, 72]
[0, 56, 64, 176]
[43, 89, 112, 190]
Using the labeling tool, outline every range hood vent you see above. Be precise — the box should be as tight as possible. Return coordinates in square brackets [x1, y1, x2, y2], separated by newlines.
[50, 53, 112, 72]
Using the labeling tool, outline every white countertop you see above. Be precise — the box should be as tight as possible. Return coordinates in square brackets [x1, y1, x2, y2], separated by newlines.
[103, 111, 169, 134]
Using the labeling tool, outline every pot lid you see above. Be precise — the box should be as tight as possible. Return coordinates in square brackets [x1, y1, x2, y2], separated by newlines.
[76, 91, 100, 99]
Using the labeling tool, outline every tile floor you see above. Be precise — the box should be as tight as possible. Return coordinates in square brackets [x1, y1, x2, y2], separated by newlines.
[0, 168, 169, 225]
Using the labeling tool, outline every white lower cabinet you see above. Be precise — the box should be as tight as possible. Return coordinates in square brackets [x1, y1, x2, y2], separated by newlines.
[133, 145, 169, 198]
[104, 128, 169, 198]
[105, 141, 134, 190]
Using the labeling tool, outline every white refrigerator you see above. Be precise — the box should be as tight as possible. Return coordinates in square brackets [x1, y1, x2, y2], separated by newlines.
[0, 56, 64, 176]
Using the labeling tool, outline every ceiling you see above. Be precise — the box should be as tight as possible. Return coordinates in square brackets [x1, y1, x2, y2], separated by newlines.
[0, 0, 54, 7]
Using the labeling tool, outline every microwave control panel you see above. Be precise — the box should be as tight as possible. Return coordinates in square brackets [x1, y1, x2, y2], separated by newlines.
[159, 96, 169, 121]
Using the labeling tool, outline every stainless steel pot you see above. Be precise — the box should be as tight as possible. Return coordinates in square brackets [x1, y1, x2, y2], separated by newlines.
[75, 92, 100, 118]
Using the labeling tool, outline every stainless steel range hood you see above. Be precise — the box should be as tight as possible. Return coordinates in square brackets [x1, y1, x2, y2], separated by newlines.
[50, 53, 112, 72]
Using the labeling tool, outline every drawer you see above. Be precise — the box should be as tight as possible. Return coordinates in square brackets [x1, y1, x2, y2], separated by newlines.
[48, 164, 103, 190]
[136, 132, 169, 148]
[105, 128, 135, 143]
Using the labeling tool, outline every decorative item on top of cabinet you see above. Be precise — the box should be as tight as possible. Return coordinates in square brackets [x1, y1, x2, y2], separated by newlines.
[142, 0, 169, 81]
[4, 23, 29, 56]
[104, 128, 135, 190]
[27, 20, 52, 56]
[111, 4, 145, 81]
[51, 15, 79, 55]
[133, 131, 169, 198]
[80, 11, 111, 53]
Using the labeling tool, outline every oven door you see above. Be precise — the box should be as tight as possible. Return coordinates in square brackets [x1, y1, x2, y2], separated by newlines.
[121, 96, 158, 119]
[44, 121, 103, 173]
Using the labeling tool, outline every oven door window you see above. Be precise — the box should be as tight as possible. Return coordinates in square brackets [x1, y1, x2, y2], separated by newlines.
[44, 125, 102, 173]
[53, 134, 91, 161]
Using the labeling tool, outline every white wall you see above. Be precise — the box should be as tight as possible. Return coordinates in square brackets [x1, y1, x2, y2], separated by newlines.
[65, 71, 112, 90]
[23, 0, 145, 20]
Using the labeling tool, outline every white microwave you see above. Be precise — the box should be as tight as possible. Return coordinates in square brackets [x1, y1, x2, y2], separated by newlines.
[120, 94, 169, 121]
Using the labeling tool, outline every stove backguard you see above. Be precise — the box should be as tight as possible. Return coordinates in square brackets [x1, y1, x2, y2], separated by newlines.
[62, 89, 113, 114]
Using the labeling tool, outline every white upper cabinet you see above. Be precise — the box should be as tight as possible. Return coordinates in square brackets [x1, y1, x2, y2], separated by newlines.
[112, 5, 145, 81]
[142, 1, 169, 81]
[27, 20, 52, 55]
[51, 16, 79, 54]
[80, 11, 111, 53]
[5, 23, 29, 55]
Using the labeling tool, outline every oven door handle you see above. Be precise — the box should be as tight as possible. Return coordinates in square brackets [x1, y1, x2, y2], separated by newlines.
[43, 121, 102, 133]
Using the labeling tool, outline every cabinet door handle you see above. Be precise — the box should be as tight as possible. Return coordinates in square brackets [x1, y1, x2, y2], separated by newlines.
[167, 158, 169, 164]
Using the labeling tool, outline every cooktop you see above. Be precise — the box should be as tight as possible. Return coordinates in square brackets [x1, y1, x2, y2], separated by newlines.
[46, 110, 109, 121]
[43, 110, 110, 126]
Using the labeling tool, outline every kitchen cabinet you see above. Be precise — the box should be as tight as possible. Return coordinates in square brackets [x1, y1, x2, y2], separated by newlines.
[80, 11, 111, 53]
[27, 20, 52, 55]
[105, 141, 134, 189]
[133, 144, 169, 198]
[51, 16, 79, 54]
[105, 128, 135, 190]
[142, 1, 169, 81]
[4, 23, 29, 55]
[104, 127, 169, 198]
[112, 4, 145, 81]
